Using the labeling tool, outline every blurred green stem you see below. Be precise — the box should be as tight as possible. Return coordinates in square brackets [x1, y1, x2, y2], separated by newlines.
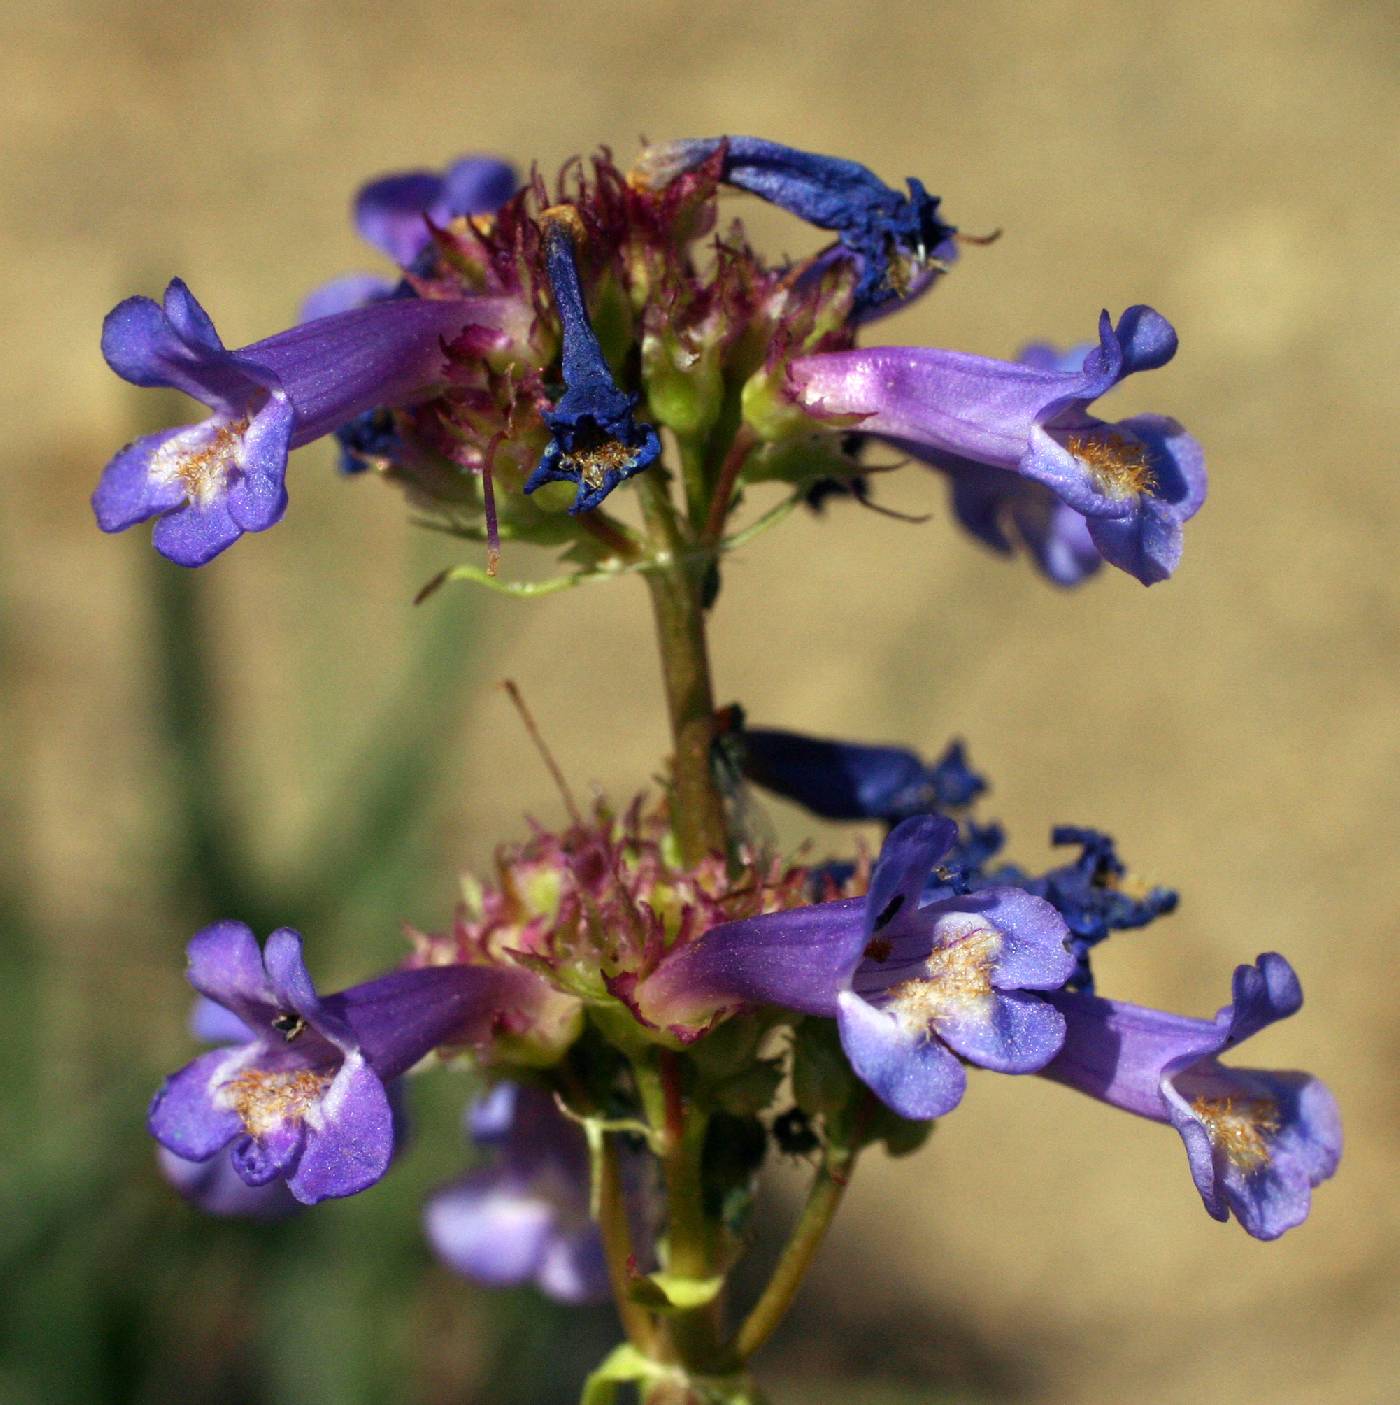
[636, 470, 726, 867]
[732, 1140, 859, 1361]
[633, 1051, 728, 1380]
[599, 1131, 656, 1352]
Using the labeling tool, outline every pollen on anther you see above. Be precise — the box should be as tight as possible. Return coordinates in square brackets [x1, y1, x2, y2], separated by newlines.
[1066, 431, 1156, 497]
[154, 418, 249, 503]
[562, 439, 639, 489]
[222, 1066, 332, 1138]
[887, 925, 1000, 1026]
[1191, 1094, 1280, 1173]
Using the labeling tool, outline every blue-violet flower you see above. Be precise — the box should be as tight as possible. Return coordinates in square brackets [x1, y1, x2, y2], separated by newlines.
[637, 817, 1074, 1118]
[425, 1083, 610, 1303]
[742, 727, 986, 823]
[1041, 953, 1341, 1238]
[93, 279, 521, 564]
[354, 155, 519, 267]
[148, 922, 539, 1204]
[789, 306, 1207, 584]
[634, 137, 956, 316]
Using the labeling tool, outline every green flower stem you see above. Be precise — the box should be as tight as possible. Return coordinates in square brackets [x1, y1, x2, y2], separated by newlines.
[731, 1141, 859, 1362]
[633, 1052, 729, 1378]
[636, 470, 728, 868]
[598, 1130, 657, 1353]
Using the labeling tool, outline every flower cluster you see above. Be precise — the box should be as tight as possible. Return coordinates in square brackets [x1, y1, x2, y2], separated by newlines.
[149, 753, 1337, 1244]
[96, 138, 1203, 585]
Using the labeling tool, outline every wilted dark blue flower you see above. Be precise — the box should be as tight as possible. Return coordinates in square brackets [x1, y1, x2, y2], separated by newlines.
[791, 306, 1207, 584]
[93, 280, 521, 565]
[1042, 954, 1341, 1239]
[523, 212, 660, 513]
[425, 1084, 610, 1303]
[148, 922, 541, 1204]
[742, 727, 986, 823]
[1015, 827, 1178, 992]
[635, 137, 956, 316]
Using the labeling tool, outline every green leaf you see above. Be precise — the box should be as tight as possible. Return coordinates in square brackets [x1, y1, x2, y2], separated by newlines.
[626, 1270, 725, 1313]
[581, 1344, 665, 1405]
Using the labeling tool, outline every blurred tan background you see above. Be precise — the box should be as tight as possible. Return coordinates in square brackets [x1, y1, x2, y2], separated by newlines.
[5, 1, 1398, 1402]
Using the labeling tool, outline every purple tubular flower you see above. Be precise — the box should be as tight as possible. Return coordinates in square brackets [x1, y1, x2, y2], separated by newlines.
[155, 996, 300, 1218]
[524, 217, 660, 513]
[836, 826, 1076, 1119]
[354, 155, 519, 266]
[742, 727, 986, 823]
[1041, 953, 1341, 1239]
[148, 921, 536, 1205]
[94, 279, 518, 565]
[636, 137, 955, 315]
[790, 306, 1207, 585]
[425, 1084, 609, 1303]
[637, 817, 1073, 1119]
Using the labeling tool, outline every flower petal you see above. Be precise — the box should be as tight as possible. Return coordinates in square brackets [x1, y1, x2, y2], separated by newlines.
[354, 170, 448, 264]
[536, 1226, 611, 1304]
[230, 1119, 305, 1186]
[440, 156, 518, 215]
[973, 888, 1075, 990]
[91, 427, 192, 532]
[101, 281, 256, 412]
[837, 990, 965, 1119]
[149, 494, 244, 567]
[286, 1056, 394, 1203]
[223, 394, 294, 533]
[866, 814, 959, 941]
[935, 989, 1066, 1073]
[186, 921, 274, 1011]
[189, 995, 256, 1046]
[148, 1047, 246, 1160]
[425, 1172, 555, 1285]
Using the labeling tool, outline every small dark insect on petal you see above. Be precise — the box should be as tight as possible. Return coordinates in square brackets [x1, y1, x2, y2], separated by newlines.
[873, 893, 905, 931]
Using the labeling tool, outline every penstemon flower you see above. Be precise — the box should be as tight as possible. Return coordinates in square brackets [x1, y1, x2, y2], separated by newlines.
[788, 306, 1207, 583]
[636, 816, 1075, 1117]
[148, 922, 544, 1203]
[1042, 953, 1342, 1239]
[354, 155, 519, 268]
[632, 136, 956, 316]
[94, 280, 524, 564]
[522, 209, 662, 513]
